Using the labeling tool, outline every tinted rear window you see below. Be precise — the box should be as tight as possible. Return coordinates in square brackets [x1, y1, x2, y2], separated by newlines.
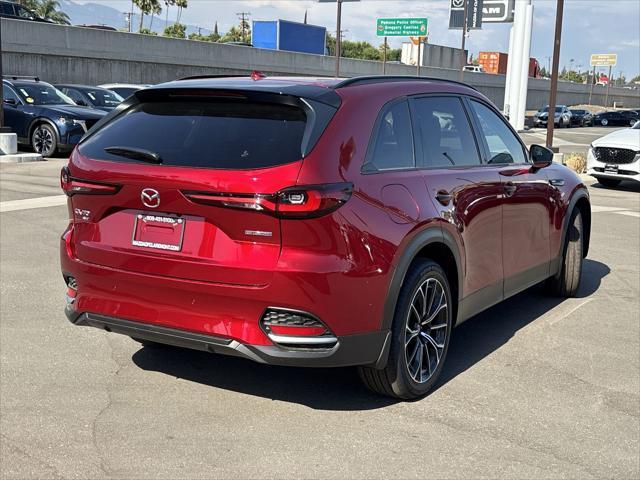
[79, 100, 307, 169]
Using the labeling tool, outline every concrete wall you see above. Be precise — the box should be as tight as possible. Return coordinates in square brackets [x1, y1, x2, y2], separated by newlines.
[2, 18, 639, 109]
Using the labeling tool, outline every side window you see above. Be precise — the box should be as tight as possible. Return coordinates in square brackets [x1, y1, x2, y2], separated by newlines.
[367, 100, 414, 171]
[411, 96, 480, 168]
[3, 86, 21, 104]
[14, 5, 33, 18]
[470, 100, 527, 164]
[65, 89, 87, 105]
[0, 3, 15, 15]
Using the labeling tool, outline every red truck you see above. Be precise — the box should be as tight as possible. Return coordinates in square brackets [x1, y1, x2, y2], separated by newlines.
[478, 51, 540, 78]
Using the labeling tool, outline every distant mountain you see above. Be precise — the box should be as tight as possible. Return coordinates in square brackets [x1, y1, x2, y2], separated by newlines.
[59, 0, 210, 35]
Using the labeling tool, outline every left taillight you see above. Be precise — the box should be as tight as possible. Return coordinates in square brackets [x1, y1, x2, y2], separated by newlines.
[182, 182, 353, 220]
[60, 166, 120, 197]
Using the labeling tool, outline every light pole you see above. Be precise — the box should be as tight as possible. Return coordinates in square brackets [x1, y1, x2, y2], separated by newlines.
[319, 0, 360, 77]
[335, 0, 342, 77]
[459, 0, 468, 82]
[546, 0, 565, 150]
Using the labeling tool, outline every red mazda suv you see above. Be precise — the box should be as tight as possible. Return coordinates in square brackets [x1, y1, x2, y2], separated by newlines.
[60, 75, 591, 399]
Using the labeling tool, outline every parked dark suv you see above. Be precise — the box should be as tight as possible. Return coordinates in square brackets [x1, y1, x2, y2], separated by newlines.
[0, 0, 50, 21]
[2, 76, 105, 156]
[61, 75, 591, 399]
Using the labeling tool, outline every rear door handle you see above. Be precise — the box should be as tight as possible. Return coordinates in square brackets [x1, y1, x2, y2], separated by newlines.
[435, 191, 453, 206]
[504, 182, 517, 197]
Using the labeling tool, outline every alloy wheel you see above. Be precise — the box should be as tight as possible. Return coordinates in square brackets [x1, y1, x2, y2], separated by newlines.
[33, 126, 54, 156]
[404, 278, 449, 384]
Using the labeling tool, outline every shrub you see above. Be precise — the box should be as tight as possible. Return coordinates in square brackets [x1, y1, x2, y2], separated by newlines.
[564, 153, 587, 174]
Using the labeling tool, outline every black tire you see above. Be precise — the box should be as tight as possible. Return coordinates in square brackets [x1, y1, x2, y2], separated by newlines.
[597, 178, 621, 188]
[358, 259, 453, 399]
[547, 210, 583, 297]
[31, 123, 58, 157]
[601, 118, 609, 126]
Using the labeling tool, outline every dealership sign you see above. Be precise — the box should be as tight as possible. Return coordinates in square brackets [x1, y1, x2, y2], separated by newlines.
[449, 0, 484, 30]
[482, 0, 515, 23]
[590, 54, 617, 67]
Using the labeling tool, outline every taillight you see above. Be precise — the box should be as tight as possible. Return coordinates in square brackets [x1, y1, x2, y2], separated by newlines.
[60, 166, 120, 197]
[62, 223, 76, 259]
[182, 183, 353, 219]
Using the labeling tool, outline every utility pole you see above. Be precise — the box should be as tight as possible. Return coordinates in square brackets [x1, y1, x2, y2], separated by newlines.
[382, 36, 387, 74]
[459, 0, 468, 82]
[124, 12, 132, 33]
[546, 0, 565, 150]
[335, 0, 342, 77]
[588, 66, 595, 105]
[417, 37, 422, 77]
[604, 64, 612, 107]
[236, 12, 251, 43]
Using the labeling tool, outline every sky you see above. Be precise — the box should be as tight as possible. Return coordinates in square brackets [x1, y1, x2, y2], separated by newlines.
[74, 0, 640, 79]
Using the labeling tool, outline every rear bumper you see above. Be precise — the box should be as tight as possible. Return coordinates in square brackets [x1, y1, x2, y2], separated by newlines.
[66, 309, 390, 368]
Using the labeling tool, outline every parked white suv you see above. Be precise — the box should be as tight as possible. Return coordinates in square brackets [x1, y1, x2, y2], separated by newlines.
[587, 121, 640, 187]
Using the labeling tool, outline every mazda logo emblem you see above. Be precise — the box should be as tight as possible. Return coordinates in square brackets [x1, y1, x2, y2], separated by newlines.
[452, 0, 464, 8]
[141, 188, 160, 208]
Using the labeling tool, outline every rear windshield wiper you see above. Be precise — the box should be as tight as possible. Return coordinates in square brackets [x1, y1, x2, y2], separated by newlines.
[104, 146, 162, 164]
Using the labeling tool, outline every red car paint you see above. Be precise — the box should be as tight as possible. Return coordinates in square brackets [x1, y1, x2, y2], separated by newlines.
[60, 76, 590, 367]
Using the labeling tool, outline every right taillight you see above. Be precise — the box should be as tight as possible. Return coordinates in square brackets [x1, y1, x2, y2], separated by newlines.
[182, 182, 353, 220]
[61, 166, 120, 197]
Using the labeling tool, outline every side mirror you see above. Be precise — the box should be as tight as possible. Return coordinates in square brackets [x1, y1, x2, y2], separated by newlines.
[3, 98, 17, 106]
[530, 144, 553, 169]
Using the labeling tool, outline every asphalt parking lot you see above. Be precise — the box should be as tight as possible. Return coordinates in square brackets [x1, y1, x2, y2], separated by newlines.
[1, 135, 639, 479]
[520, 125, 625, 154]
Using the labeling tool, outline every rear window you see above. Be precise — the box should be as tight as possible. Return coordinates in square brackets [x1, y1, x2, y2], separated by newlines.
[79, 100, 307, 169]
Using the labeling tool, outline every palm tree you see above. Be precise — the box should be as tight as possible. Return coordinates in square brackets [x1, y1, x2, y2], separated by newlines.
[164, 0, 174, 29]
[34, 0, 70, 24]
[16, 0, 40, 10]
[149, 1, 162, 30]
[175, 0, 187, 23]
[134, 0, 160, 32]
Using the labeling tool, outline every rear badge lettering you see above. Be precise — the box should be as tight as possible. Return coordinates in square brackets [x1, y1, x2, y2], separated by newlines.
[244, 230, 273, 237]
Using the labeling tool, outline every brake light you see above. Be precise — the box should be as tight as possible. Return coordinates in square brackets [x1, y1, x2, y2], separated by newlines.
[182, 183, 352, 219]
[62, 223, 76, 259]
[60, 166, 120, 197]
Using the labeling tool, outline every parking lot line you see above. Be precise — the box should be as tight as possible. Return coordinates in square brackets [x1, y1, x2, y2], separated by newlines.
[615, 211, 640, 218]
[0, 195, 67, 213]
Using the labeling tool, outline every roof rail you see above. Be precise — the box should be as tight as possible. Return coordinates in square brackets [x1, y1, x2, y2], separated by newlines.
[177, 74, 248, 81]
[2, 75, 40, 82]
[332, 75, 478, 91]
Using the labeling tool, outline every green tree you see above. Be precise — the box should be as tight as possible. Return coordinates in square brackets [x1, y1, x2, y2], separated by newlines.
[134, 0, 161, 32]
[175, 0, 187, 23]
[16, 0, 40, 10]
[630, 74, 640, 84]
[560, 69, 585, 83]
[148, 1, 162, 30]
[34, 0, 70, 24]
[140, 27, 158, 35]
[164, 22, 186, 38]
[220, 26, 244, 43]
[210, 21, 220, 42]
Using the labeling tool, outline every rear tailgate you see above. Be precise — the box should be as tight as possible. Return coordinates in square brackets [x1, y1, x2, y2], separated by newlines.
[66, 88, 336, 286]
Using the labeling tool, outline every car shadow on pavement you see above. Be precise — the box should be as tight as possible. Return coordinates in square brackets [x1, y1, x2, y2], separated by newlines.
[589, 182, 640, 193]
[131, 259, 609, 411]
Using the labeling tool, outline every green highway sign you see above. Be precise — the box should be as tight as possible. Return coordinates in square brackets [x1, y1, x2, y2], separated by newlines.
[376, 17, 428, 37]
